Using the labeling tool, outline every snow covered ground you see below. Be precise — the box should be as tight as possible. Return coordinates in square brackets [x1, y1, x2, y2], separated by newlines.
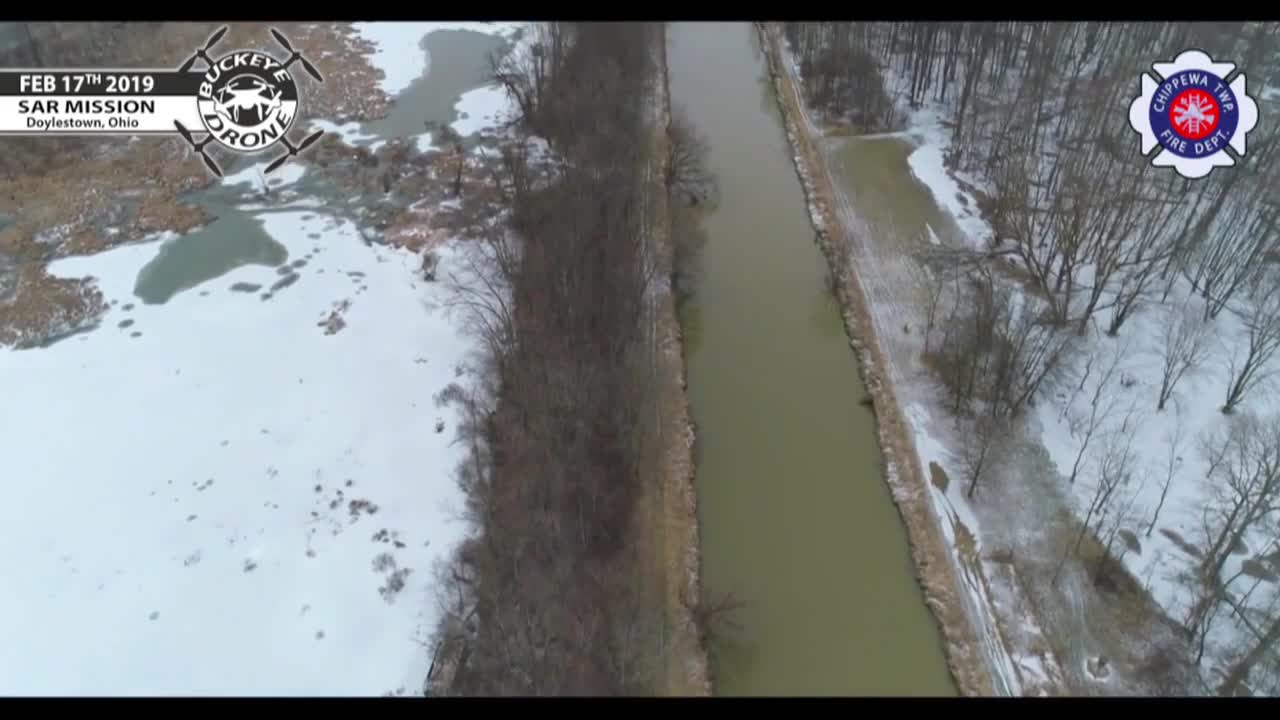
[308, 119, 380, 148]
[0, 212, 475, 696]
[450, 85, 511, 137]
[881, 59, 1277, 691]
[1032, 285, 1276, 669]
[903, 111, 990, 252]
[0, 22, 522, 696]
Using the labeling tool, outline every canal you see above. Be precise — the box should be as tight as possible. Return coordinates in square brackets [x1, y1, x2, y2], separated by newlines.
[667, 22, 956, 696]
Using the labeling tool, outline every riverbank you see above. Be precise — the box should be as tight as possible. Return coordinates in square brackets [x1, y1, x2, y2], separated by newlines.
[649, 25, 712, 696]
[756, 22, 995, 697]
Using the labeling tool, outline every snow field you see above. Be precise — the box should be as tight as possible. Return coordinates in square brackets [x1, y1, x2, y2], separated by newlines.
[895, 67, 1278, 688]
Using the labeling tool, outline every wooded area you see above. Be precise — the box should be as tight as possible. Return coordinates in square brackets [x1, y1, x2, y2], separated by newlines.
[426, 22, 672, 695]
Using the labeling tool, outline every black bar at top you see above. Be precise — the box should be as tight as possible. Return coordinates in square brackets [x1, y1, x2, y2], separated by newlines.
[0, 71, 204, 96]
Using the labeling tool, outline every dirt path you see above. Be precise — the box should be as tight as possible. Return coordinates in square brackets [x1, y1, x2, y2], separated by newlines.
[756, 22, 994, 697]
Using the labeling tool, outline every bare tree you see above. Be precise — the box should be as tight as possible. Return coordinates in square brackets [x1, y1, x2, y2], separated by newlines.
[1064, 339, 1127, 485]
[1157, 301, 1210, 412]
[666, 106, 716, 207]
[1189, 184, 1278, 322]
[1181, 414, 1280, 667]
[921, 262, 950, 356]
[427, 123, 468, 198]
[1197, 414, 1280, 588]
[1095, 469, 1147, 585]
[961, 413, 1006, 499]
[936, 273, 991, 415]
[1219, 565, 1280, 695]
[1061, 341, 1100, 422]
[1054, 400, 1142, 585]
[490, 23, 570, 134]
[990, 290, 1071, 415]
[1189, 586, 1226, 667]
[1106, 175, 1185, 336]
[1146, 410, 1188, 537]
[1223, 283, 1280, 414]
[1219, 610, 1280, 695]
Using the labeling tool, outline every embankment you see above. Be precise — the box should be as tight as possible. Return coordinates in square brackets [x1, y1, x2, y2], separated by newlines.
[651, 23, 712, 697]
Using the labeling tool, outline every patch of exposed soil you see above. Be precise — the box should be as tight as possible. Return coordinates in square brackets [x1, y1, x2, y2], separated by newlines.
[929, 461, 951, 493]
[319, 299, 352, 335]
[384, 201, 451, 253]
[0, 264, 106, 348]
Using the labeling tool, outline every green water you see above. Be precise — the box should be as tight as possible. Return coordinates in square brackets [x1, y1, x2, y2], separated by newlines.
[829, 134, 968, 251]
[132, 202, 286, 304]
[668, 22, 955, 696]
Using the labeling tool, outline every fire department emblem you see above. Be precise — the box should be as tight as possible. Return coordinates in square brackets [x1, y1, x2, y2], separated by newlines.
[1128, 49, 1259, 180]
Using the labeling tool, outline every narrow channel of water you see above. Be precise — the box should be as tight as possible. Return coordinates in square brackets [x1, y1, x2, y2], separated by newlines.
[668, 22, 955, 696]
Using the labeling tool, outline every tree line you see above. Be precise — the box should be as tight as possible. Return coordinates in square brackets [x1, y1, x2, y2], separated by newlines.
[426, 22, 671, 695]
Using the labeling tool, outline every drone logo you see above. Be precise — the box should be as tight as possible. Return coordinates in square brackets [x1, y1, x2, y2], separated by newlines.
[174, 27, 326, 178]
[1129, 49, 1259, 180]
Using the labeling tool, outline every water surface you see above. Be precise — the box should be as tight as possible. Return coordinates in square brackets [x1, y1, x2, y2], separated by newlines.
[668, 22, 955, 696]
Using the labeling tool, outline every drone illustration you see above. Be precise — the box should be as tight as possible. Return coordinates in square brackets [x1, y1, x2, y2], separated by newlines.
[178, 25, 229, 74]
[214, 75, 284, 126]
[173, 119, 223, 177]
[174, 25, 327, 177]
[264, 131, 326, 173]
[270, 28, 324, 83]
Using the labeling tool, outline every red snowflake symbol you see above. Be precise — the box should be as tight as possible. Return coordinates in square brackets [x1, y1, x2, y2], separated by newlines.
[1170, 88, 1220, 141]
